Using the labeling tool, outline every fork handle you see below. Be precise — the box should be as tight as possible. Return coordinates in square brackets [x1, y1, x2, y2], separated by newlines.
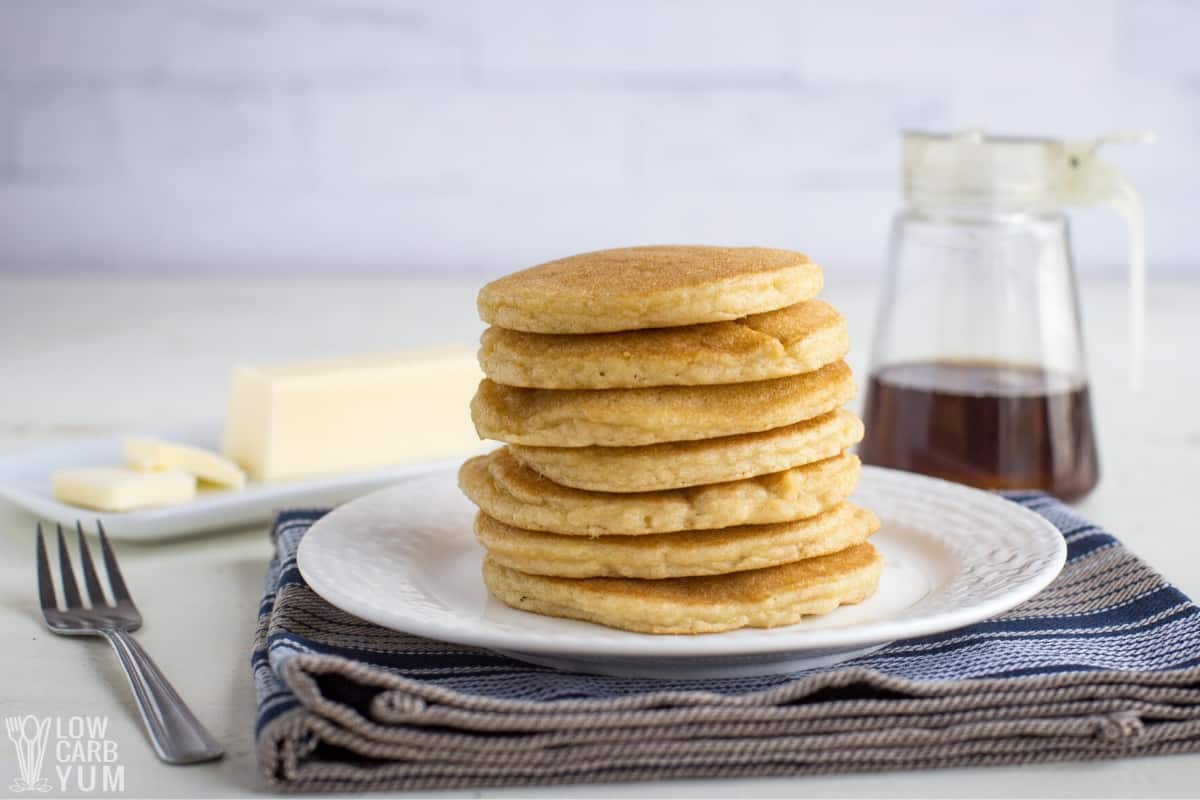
[100, 629, 224, 764]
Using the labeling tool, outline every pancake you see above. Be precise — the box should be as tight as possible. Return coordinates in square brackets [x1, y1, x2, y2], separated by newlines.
[481, 542, 883, 634]
[478, 300, 848, 389]
[471, 360, 853, 447]
[476, 246, 822, 334]
[457, 448, 860, 536]
[509, 409, 864, 493]
[475, 503, 879, 579]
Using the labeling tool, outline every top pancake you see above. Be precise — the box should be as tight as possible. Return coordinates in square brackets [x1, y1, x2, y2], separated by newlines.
[479, 300, 849, 389]
[477, 246, 823, 334]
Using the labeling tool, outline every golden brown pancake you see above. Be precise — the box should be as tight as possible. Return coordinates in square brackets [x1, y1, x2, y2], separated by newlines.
[470, 360, 854, 447]
[475, 502, 879, 579]
[478, 300, 848, 388]
[476, 246, 822, 334]
[457, 448, 861, 536]
[481, 543, 883, 634]
[509, 409, 864, 492]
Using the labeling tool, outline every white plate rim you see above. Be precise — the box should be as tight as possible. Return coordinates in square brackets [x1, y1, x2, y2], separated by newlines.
[297, 465, 1067, 659]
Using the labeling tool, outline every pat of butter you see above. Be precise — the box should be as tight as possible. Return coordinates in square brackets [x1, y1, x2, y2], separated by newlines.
[125, 437, 247, 489]
[221, 346, 484, 482]
[52, 467, 197, 512]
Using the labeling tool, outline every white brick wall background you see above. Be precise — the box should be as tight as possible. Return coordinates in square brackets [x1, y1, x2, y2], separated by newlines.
[0, 0, 1196, 279]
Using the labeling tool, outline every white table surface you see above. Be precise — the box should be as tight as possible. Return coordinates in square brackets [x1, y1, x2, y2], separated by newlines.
[0, 276, 1197, 798]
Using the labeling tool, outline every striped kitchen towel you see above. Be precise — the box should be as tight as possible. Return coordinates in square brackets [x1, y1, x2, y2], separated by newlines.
[252, 493, 1200, 793]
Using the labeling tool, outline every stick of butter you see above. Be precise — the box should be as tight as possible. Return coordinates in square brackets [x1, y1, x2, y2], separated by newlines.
[124, 437, 247, 489]
[221, 346, 484, 482]
[52, 467, 197, 512]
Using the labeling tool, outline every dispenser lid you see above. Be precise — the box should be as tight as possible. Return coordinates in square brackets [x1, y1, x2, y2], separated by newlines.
[902, 129, 1153, 211]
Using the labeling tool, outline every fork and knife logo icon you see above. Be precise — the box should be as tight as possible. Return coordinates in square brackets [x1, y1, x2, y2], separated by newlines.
[4, 716, 52, 793]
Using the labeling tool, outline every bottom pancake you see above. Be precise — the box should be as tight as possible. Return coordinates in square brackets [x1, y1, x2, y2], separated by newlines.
[482, 542, 883, 635]
[475, 503, 879, 578]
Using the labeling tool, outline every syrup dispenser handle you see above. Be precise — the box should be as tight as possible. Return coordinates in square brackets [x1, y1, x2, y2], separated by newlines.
[1052, 132, 1154, 387]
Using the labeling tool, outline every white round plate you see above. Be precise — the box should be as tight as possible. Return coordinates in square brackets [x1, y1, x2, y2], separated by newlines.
[297, 465, 1066, 679]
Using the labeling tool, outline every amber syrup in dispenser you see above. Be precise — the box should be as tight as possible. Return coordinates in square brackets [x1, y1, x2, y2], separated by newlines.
[858, 360, 1099, 501]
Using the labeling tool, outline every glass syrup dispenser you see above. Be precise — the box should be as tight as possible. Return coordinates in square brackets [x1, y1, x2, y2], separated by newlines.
[859, 129, 1150, 501]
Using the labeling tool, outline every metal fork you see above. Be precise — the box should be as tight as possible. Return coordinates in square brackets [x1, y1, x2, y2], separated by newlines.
[36, 521, 223, 765]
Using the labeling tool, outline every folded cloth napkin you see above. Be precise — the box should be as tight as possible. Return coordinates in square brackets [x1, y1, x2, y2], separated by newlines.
[253, 493, 1200, 793]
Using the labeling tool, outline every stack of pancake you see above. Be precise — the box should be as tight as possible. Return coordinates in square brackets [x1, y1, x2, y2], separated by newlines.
[458, 245, 882, 634]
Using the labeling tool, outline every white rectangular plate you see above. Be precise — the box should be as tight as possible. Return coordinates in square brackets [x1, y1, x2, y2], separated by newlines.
[0, 427, 487, 540]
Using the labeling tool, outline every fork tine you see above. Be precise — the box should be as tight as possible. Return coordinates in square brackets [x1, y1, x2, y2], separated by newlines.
[96, 520, 131, 604]
[36, 524, 58, 612]
[76, 521, 107, 607]
[56, 524, 82, 609]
